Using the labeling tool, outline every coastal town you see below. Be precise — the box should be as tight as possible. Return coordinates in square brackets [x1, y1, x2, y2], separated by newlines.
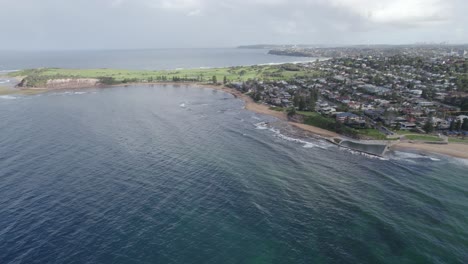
[3, 45, 468, 156]
[229, 45, 468, 143]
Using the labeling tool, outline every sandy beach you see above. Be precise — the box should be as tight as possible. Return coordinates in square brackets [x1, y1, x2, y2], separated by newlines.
[205, 84, 468, 159]
[392, 142, 468, 159]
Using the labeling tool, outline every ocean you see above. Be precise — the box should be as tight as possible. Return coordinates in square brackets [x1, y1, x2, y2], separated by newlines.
[0, 48, 317, 71]
[0, 85, 467, 264]
[0, 49, 468, 263]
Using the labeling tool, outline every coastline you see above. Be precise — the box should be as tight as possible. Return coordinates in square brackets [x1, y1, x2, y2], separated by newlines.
[391, 142, 468, 159]
[7, 80, 468, 159]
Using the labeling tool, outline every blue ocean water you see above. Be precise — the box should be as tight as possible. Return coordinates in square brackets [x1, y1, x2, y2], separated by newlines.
[0, 48, 316, 71]
[0, 85, 467, 263]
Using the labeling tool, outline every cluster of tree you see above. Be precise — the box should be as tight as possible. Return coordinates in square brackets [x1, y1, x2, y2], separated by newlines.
[98, 77, 119, 85]
[423, 119, 434, 133]
[172, 76, 198, 82]
[280, 64, 301, 72]
[421, 88, 436, 100]
[461, 98, 468, 111]
[122, 78, 139, 83]
[304, 114, 358, 137]
[292, 89, 319, 111]
[456, 74, 468, 92]
[252, 91, 262, 102]
[449, 118, 468, 131]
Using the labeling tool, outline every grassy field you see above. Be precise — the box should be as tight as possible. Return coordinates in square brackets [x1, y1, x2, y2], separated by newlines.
[356, 129, 387, 140]
[448, 137, 467, 143]
[297, 111, 320, 117]
[9, 64, 323, 87]
[269, 106, 285, 112]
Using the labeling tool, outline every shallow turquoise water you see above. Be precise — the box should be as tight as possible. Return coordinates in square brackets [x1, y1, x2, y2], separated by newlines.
[0, 85, 467, 263]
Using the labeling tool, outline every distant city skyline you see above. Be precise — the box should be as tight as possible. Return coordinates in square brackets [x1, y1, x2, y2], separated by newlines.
[0, 0, 467, 50]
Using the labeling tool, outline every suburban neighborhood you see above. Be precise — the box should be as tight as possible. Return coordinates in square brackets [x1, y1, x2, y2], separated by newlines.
[230, 45, 468, 141]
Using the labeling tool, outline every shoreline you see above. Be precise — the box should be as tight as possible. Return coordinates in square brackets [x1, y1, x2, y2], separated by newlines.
[9, 80, 468, 160]
[390, 142, 468, 159]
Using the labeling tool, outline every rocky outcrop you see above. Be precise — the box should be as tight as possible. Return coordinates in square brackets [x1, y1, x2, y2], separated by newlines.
[16, 78, 28, 88]
[46, 78, 100, 89]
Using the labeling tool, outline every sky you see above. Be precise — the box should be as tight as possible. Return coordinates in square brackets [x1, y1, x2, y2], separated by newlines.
[0, 0, 467, 50]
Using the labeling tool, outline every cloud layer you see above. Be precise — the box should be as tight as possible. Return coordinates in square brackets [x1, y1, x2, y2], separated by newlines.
[0, 0, 465, 49]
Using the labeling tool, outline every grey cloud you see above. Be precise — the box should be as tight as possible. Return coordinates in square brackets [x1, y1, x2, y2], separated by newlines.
[0, 0, 466, 50]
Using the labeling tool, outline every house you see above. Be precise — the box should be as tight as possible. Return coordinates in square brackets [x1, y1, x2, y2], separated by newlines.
[418, 101, 434, 107]
[336, 112, 360, 123]
[400, 122, 417, 130]
[321, 107, 336, 115]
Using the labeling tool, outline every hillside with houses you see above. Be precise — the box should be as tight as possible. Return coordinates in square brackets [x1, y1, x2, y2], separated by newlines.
[230, 46, 468, 141]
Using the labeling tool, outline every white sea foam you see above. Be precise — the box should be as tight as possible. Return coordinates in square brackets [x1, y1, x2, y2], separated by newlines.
[0, 69, 19, 74]
[342, 148, 388, 160]
[180, 103, 186, 108]
[254, 122, 269, 130]
[303, 142, 317, 148]
[449, 157, 468, 167]
[390, 151, 442, 162]
[0, 95, 17, 100]
[268, 127, 331, 150]
[0, 79, 11, 84]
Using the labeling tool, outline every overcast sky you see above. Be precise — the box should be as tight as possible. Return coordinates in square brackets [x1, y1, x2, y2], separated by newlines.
[0, 0, 467, 50]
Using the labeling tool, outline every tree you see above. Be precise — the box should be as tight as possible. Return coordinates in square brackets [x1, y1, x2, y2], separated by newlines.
[293, 96, 299, 107]
[308, 96, 316, 111]
[287, 107, 296, 117]
[223, 76, 227, 85]
[212, 76, 217, 84]
[461, 99, 468, 111]
[253, 92, 261, 102]
[423, 120, 434, 133]
[449, 120, 455, 131]
[462, 118, 468, 131]
[455, 120, 462, 131]
[308, 90, 317, 111]
[298, 97, 306, 111]
[457, 75, 468, 92]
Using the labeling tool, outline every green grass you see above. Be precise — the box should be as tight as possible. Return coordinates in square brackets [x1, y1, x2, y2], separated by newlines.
[269, 106, 285, 112]
[9, 65, 323, 87]
[405, 135, 442, 142]
[297, 111, 322, 117]
[448, 138, 468, 143]
[355, 129, 387, 140]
